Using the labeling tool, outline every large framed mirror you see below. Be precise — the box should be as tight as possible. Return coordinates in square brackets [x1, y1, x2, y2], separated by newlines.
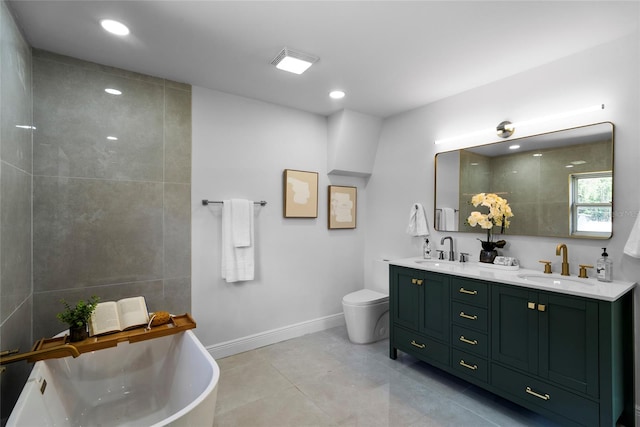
[434, 122, 613, 239]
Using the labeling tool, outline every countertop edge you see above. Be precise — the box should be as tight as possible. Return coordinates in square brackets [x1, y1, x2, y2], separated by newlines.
[390, 257, 636, 302]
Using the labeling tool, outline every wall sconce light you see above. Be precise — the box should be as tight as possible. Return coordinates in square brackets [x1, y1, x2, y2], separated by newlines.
[434, 104, 605, 145]
[271, 47, 319, 75]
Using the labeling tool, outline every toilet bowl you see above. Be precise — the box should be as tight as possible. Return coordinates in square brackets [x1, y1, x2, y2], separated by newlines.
[342, 289, 389, 344]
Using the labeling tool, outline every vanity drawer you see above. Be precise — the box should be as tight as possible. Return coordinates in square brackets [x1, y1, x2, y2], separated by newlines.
[452, 349, 488, 383]
[393, 326, 449, 367]
[452, 301, 488, 332]
[451, 324, 488, 357]
[491, 363, 598, 427]
[452, 278, 488, 308]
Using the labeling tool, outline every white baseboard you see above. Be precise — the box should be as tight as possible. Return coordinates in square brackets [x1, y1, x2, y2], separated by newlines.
[206, 313, 345, 359]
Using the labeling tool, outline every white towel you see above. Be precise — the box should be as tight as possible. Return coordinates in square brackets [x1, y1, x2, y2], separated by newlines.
[222, 199, 255, 282]
[441, 207, 456, 231]
[623, 212, 640, 258]
[231, 199, 251, 247]
[406, 203, 430, 237]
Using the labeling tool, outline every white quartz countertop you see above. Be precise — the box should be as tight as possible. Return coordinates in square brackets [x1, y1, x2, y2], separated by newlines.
[390, 257, 636, 302]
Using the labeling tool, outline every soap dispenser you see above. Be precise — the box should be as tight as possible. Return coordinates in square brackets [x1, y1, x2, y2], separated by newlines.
[596, 248, 613, 282]
[423, 238, 432, 259]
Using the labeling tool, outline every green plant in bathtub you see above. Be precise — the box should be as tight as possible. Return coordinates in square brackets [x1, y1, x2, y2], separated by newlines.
[56, 296, 100, 341]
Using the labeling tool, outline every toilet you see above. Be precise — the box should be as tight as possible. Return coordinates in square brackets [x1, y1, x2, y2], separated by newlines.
[342, 260, 389, 344]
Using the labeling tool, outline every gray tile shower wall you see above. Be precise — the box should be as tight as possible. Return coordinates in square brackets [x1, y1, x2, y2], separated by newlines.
[0, 0, 34, 422]
[31, 50, 192, 340]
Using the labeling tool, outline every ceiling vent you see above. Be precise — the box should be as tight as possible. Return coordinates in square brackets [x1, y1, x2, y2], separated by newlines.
[271, 47, 319, 75]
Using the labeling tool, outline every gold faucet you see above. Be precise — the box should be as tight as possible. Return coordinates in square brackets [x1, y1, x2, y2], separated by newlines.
[556, 243, 570, 276]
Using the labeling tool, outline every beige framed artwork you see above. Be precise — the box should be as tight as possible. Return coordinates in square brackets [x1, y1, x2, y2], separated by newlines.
[283, 169, 318, 218]
[328, 185, 357, 229]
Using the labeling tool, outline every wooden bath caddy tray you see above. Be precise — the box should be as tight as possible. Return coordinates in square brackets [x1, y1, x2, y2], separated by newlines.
[29, 313, 196, 362]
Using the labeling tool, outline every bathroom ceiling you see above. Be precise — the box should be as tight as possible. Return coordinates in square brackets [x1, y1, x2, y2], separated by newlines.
[8, 1, 639, 118]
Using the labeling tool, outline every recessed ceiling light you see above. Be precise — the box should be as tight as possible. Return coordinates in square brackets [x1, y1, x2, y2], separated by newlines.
[100, 19, 130, 36]
[107, 136, 118, 141]
[565, 164, 574, 168]
[105, 88, 122, 95]
[329, 90, 346, 100]
[571, 160, 587, 165]
[271, 47, 318, 75]
[509, 144, 520, 150]
[533, 153, 543, 157]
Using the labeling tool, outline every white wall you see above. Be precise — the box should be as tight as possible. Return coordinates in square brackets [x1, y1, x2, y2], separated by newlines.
[192, 89, 366, 355]
[327, 109, 382, 176]
[191, 32, 639, 417]
[365, 33, 640, 417]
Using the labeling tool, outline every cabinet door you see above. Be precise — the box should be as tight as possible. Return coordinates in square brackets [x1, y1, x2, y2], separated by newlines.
[538, 292, 599, 397]
[420, 272, 450, 342]
[491, 285, 538, 373]
[391, 267, 422, 331]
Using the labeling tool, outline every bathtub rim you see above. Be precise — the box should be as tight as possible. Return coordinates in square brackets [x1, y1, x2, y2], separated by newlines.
[150, 329, 220, 427]
[7, 329, 220, 427]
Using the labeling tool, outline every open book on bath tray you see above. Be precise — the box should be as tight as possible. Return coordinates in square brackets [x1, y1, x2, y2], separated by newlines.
[89, 296, 150, 336]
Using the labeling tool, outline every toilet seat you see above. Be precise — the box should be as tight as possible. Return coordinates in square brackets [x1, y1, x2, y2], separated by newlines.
[342, 289, 388, 307]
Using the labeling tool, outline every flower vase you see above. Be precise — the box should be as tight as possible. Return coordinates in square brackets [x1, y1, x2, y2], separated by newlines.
[479, 247, 498, 263]
[69, 325, 88, 342]
[479, 231, 498, 264]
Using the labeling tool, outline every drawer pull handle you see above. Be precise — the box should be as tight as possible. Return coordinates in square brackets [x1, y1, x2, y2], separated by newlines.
[416, 279, 423, 285]
[410, 340, 425, 349]
[459, 287, 478, 295]
[537, 304, 546, 312]
[459, 360, 478, 370]
[528, 302, 536, 310]
[459, 312, 478, 320]
[459, 336, 478, 345]
[525, 386, 550, 401]
[411, 278, 417, 284]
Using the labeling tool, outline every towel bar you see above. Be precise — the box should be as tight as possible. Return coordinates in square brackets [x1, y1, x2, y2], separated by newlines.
[202, 200, 267, 206]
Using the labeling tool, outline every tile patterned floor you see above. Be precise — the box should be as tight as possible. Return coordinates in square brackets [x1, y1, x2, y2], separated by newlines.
[213, 326, 560, 427]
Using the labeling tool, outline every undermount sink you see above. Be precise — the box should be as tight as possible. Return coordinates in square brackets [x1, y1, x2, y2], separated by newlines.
[516, 273, 592, 286]
[414, 259, 459, 270]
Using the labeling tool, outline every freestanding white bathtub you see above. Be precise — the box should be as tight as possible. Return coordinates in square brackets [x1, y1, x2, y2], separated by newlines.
[7, 330, 219, 427]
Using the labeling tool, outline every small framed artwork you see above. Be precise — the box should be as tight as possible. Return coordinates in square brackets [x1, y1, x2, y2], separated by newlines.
[283, 169, 319, 218]
[328, 185, 357, 229]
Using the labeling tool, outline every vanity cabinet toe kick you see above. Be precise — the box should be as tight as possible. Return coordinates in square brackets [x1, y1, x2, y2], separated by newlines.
[389, 264, 634, 427]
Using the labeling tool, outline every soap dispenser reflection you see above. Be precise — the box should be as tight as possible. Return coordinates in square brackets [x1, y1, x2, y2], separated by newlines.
[423, 238, 432, 259]
[596, 248, 613, 282]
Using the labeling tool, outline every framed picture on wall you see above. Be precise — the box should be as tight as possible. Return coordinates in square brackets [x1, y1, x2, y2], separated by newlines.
[283, 169, 319, 218]
[328, 185, 357, 229]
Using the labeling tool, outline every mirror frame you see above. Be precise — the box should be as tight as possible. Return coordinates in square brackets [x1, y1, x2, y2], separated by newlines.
[434, 122, 614, 239]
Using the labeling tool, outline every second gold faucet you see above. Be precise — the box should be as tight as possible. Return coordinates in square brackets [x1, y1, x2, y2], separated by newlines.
[556, 243, 570, 276]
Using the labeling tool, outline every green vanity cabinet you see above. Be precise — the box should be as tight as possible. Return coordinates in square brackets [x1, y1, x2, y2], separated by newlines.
[491, 285, 603, 426]
[491, 285, 599, 396]
[390, 266, 450, 368]
[389, 264, 634, 427]
[450, 278, 491, 384]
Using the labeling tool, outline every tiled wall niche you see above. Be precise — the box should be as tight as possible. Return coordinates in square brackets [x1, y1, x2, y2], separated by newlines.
[31, 50, 192, 340]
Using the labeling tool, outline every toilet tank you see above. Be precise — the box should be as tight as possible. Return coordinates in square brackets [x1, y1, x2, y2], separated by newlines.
[367, 259, 389, 294]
